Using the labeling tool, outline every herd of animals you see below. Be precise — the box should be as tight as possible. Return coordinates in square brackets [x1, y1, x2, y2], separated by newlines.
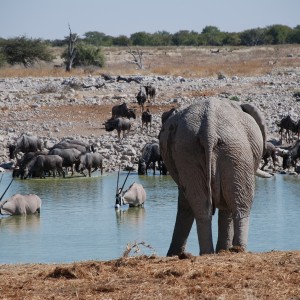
[1, 84, 300, 256]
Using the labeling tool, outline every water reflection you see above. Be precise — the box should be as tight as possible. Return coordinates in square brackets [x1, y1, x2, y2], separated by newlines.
[115, 207, 146, 227]
[0, 214, 41, 232]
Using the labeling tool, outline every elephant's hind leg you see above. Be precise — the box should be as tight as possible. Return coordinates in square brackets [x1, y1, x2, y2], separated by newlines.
[167, 189, 194, 257]
[232, 215, 250, 251]
[216, 209, 234, 252]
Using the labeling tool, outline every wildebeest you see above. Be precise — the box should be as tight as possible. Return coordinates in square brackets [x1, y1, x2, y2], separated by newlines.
[281, 140, 300, 171]
[104, 117, 131, 138]
[49, 141, 89, 154]
[136, 89, 147, 112]
[261, 142, 277, 171]
[23, 155, 65, 179]
[12, 151, 48, 178]
[112, 102, 136, 119]
[0, 194, 41, 215]
[277, 115, 298, 143]
[144, 84, 156, 102]
[8, 134, 43, 159]
[138, 142, 163, 175]
[49, 148, 81, 176]
[141, 109, 152, 132]
[75, 152, 103, 177]
[161, 107, 178, 124]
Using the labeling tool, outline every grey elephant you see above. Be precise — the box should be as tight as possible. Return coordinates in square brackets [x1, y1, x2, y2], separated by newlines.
[159, 98, 271, 256]
[0, 194, 41, 215]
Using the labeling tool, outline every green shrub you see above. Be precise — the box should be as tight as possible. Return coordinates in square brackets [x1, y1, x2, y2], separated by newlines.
[230, 95, 240, 101]
[2, 36, 54, 67]
[62, 43, 105, 68]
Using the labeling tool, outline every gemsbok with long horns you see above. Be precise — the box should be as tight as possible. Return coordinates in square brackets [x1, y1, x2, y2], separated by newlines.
[115, 168, 146, 209]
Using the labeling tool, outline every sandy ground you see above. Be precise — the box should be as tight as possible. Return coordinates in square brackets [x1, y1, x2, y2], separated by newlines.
[0, 251, 299, 299]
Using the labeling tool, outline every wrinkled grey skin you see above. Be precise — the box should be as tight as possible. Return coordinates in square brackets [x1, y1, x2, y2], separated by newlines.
[159, 98, 268, 256]
[0, 194, 41, 215]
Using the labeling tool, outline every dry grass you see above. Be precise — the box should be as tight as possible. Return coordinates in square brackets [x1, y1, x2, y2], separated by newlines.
[0, 251, 299, 299]
[1, 45, 299, 79]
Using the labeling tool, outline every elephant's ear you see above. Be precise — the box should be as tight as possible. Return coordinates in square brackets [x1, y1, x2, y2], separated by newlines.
[240, 103, 267, 153]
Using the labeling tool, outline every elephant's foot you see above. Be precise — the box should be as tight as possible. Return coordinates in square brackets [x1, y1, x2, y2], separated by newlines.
[167, 250, 193, 259]
[229, 246, 245, 253]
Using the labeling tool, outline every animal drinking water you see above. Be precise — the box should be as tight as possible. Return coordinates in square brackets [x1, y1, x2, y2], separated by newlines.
[114, 168, 146, 209]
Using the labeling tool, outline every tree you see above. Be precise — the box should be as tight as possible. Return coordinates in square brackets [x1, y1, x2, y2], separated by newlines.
[83, 31, 113, 46]
[240, 28, 266, 46]
[2, 36, 53, 67]
[265, 25, 292, 44]
[126, 46, 144, 69]
[65, 25, 78, 71]
[62, 42, 105, 68]
[172, 30, 199, 46]
[130, 32, 152, 46]
[113, 35, 131, 46]
[288, 26, 300, 43]
[150, 31, 172, 46]
[201, 26, 224, 46]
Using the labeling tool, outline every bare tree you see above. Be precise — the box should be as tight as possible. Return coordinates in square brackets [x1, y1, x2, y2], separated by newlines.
[65, 24, 78, 72]
[126, 46, 144, 69]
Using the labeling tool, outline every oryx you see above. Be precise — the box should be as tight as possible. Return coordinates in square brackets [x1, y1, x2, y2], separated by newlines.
[115, 168, 146, 209]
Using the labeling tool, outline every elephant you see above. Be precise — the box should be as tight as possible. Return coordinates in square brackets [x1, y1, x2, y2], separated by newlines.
[0, 194, 41, 215]
[159, 98, 271, 256]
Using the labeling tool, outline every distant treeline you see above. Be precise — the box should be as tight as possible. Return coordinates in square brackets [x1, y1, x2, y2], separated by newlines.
[48, 25, 300, 46]
[0, 24, 299, 68]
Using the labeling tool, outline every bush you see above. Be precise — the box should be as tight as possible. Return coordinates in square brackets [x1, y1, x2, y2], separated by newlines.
[62, 43, 105, 68]
[2, 36, 54, 67]
[0, 50, 7, 67]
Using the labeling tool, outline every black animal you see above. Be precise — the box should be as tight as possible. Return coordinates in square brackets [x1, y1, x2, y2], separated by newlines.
[8, 134, 43, 159]
[261, 142, 277, 171]
[48, 148, 81, 175]
[136, 89, 147, 112]
[282, 140, 300, 171]
[138, 142, 163, 175]
[277, 115, 297, 143]
[141, 109, 152, 132]
[104, 117, 131, 138]
[161, 108, 178, 124]
[12, 151, 48, 178]
[23, 154, 65, 179]
[144, 85, 156, 102]
[75, 152, 103, 177]
[49, 141, 89, 154]
[61, 139, 92, 149]
[111, 102, 136, 119]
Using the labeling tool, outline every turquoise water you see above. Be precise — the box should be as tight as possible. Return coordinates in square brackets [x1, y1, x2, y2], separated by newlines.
[0, 171, 299, 264]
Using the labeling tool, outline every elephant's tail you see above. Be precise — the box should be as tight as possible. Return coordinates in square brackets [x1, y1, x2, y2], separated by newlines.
[200, 112, 215, 216]
[205, 140, 215, 215]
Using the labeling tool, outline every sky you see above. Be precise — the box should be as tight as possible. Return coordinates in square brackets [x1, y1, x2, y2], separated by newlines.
[1, 0, 299, 40]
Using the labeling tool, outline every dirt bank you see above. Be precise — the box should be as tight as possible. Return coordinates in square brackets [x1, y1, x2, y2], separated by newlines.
[0, 251, 299, 299]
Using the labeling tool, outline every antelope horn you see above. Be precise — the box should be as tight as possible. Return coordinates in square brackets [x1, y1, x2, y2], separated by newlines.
[119, 168, 132, 193]
[255, 169, 273, 178]
[0, 178, 14, 201]
[116, 165, 120, 195]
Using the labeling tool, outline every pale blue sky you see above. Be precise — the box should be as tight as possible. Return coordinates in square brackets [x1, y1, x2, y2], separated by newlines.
[1, 0, 299, 40]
